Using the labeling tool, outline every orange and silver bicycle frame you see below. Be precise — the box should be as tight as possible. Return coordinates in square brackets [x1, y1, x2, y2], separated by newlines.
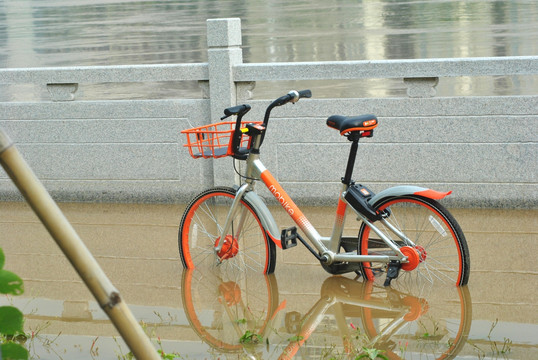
[213, 131, 415, 266]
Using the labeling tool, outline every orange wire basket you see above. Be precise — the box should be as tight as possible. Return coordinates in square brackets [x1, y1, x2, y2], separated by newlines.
[181, 121, 262, 159]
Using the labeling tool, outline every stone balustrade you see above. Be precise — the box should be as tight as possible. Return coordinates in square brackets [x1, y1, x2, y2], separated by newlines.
[1, 18, 536, 207]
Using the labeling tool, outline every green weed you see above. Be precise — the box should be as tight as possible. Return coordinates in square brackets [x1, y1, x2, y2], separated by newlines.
[0, 247, 28, 359]
[239, 330, 263, 344]
[355, 346, 389, 360]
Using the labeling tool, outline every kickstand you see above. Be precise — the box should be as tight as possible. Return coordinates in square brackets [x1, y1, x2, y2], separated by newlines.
[384, 260, 401, 286]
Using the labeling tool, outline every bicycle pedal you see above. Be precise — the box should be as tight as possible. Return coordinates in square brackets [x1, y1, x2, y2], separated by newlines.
[281, 227, 298, 249]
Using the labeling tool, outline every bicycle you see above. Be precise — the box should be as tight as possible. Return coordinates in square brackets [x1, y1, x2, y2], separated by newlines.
[179, 90, 470, 288]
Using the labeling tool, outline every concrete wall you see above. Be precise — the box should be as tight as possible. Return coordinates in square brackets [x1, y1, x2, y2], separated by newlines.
[1, 18, 537, 208]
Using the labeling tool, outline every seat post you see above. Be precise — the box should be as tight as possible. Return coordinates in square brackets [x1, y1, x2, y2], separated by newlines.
[342, 134, 360, 186]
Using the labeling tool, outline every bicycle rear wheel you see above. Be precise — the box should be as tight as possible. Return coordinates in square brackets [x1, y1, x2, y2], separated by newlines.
[358, 195, 470, 290]
[179, 187, 276, 274]
[361, 282, 472, 360]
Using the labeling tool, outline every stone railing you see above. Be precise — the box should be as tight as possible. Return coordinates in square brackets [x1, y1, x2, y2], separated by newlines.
[1, 18, 536, 207]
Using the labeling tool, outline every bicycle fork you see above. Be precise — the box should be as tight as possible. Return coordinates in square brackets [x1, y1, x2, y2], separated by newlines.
[213, 183, 251, 264]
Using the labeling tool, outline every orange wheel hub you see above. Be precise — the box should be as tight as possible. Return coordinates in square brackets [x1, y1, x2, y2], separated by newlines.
[218, 281, 241, 305]
[402, 296, 429, 321]
[402, 296, 422, 321]
[400, 246, 420, 271]
[215, 235, 239, 260]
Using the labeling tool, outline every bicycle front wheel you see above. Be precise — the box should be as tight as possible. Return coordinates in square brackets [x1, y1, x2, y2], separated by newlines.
[179, 187, 276, 274]
[181, 269, 280, 352]
[358, 195, 470, 289]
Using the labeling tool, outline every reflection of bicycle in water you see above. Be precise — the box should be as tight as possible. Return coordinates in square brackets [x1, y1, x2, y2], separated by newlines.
[181, 268, 281, 356]
[181, 270, 472, 359]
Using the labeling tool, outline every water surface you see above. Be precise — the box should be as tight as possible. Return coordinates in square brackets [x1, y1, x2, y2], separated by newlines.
[1, 201, 536, 359]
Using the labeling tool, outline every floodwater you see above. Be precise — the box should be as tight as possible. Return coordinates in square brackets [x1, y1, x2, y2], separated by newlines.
[1, 201, 537, 359]
[1, 0, 537, 101]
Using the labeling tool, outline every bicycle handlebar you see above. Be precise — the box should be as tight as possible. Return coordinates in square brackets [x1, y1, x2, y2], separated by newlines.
[270, 89, 312, 108]
[263, 89, 312, 124]
[258, 89, 311, 148]
[225, 90, 311, 159]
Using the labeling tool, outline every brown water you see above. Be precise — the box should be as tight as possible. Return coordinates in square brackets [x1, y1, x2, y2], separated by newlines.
[1, 201, 537, 359]
[1, 0, 537, 101]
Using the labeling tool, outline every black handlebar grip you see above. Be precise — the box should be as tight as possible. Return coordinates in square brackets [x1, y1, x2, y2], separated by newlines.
[298, 89, 312, 99]
[223, 104, 251, 117]
[273, 94, 292, 107]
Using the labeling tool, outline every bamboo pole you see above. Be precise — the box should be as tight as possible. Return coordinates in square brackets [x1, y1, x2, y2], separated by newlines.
[0, 129, 160, 360]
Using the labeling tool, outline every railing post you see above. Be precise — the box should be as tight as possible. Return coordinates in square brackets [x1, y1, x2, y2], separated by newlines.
[206, 18, 244, 186]
[206, 18, 243, 122]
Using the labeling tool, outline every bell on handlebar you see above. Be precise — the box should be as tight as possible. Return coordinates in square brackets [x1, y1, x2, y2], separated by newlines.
[293, 89, 312, 103]
[289, 90, 300, 103]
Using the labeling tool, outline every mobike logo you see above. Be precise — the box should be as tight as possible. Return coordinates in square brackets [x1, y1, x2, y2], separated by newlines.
[269, 185, 295, 216]
[363, 119, 377, 127]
